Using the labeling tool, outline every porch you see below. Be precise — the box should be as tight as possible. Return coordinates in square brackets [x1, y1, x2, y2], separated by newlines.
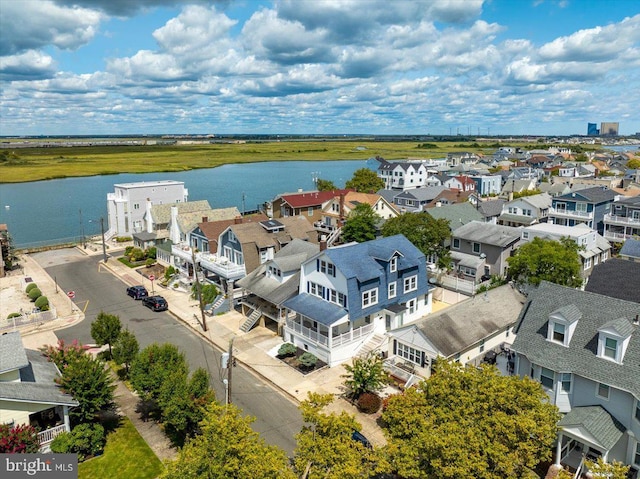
[29, 405, 72, 451]
[199, 252, 246, 280]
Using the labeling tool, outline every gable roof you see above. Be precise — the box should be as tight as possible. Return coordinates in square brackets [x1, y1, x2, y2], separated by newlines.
[323, 235, 423, 283]
[0, 332, 29, 374]
[395, 186, 447, 202]
[512, 281, 640, 397]
[149, 200, 214, 224]
[519, 192, 552, 209]
[197, 214, 269, 244]
[426, 202, 484, 228]
[620, 238, 640, 259]
[557, 406, 626, 451]
[477, 199, 507, 218]
[452, 220, 522, 247]
[279, 189, 352, 208]
[390, 284, 525, 358]
[554, 186, 617, 204]
[584, 258, 640, 303]
[230, 215, 316, 249]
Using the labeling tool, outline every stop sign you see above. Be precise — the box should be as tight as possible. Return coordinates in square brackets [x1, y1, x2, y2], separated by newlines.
[67, 291, 75, 299]
[149, 275, 155, 281]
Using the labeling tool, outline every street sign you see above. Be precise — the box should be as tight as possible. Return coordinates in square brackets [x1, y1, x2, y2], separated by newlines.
[67, 291, 75, 299]
[149, 275, 155, 282]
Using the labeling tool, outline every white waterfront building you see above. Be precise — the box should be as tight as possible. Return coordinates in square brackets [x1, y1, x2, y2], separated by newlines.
[107, 180, 188, 237]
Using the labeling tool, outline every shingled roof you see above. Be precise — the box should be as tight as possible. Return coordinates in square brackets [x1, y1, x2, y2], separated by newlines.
[584, 258, 640, 303]
[512, 281, 640, 397]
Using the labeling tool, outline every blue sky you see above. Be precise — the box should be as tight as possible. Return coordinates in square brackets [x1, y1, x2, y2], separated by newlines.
[1, 0, 639, 136]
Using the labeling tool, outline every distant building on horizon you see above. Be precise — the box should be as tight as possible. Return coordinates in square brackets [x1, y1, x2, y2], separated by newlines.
[587, 122, 599, 136]
[600, 122, 619, 136]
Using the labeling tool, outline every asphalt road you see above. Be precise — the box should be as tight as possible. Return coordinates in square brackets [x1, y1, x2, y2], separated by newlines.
[33, 249, 302, 455]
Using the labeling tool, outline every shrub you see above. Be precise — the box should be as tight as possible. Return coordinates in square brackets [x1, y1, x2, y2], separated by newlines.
[298, 352, 318, 369]
[277, 343, 297, 358]
[124, 246, 134, 256]
[164, 265, 176, 280]
[357, 392, 382, 414]
[51, 423, 106, 461]
[28, 288, 42, 301]
[7, 312, 21, 319]
[145, 258, 156, 267]
[115, 236, 132, 243]
[25, 282, 38, 293]
[0, 424, 40, 453]
[34, 296, 49, 311]
[129, 248, 145, 262]
[146, 246, 157, 259]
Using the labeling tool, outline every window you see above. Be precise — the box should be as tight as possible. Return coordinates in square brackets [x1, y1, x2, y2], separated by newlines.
[397, 342, 421, 365]
[635, 401, 640, 422]
[452, 238, 460, 249]
[584, 257, 591, 270]
[388, 282, 397, 299]
[635, 442, 640, 466]
[309, 282, 324, 298]
[362, 288, 378, 308]
[308, 207, 313, 216]
[390, 256, 397, 273]
[576, 202, 588, 213]
[479, 338, 485, 353]
[523, 231, 529, 239]
[408, 299, 416, 314]
[552, 322, 566, 343]
[133, 203, 140, 210]
[473, 242, 481, 254]
[404, 275, 417, 293]
[596, 383, 610, 400]
[319, 260, 335, 277]
[604, 337, 618, 360]
[560, 373, 572, 393]
[228, 230, 237, 243]
[540, 367, 555, 390]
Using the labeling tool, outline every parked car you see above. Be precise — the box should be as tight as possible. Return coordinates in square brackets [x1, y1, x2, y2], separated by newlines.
[351, 430, 372, 449]
[142, 295, 168, 312]
[126, 285, 148, 299]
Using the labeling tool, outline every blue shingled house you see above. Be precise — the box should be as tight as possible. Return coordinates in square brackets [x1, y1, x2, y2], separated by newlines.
[548, 186, 617, 234]
[283, 235, 432, 367]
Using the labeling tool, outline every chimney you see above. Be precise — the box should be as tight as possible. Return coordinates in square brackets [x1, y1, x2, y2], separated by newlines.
[202, 216, 208, 223]
[339, 193, 346, 226]
[146, 198, 153, 233]
[234, 216, 243, 224]
[634, 315, 639, 326]
[320, 235, 328, 251]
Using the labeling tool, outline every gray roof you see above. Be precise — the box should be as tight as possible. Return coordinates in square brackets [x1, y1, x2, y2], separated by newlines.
[520, 192, 552, 209]
[555, 186, 617, 204]
[389, 284, 525, 358]
[558, 406, 626, 451]
[427, 202, 484, 228]
[620, 238, 640, 259]
[132, 231, 156, 241]
[395, 186, 447, 202]
[512, 281, 640, 397]
[452, 221, 522, 247]
[150, 200, 213, 224]
[376, 189, 399, 204]
[599, 317, 634, 338]
[584, 258, 640, 303]
[0, 338, 78, 407]
[0, 332, 29, 374]
[283, 293, 347, 326]
[477, 199, 506, 218]
[538, 183, 571, 196]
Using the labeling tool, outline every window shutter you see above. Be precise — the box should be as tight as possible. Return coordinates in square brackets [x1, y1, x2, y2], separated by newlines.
[317, 259, 320, 271]
[393, 340, 397, 355]
[421, 351, 426, 368]
[307, 282, 310, 293]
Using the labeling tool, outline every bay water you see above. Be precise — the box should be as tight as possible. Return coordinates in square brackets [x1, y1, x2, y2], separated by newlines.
[0, 159, 374, 248]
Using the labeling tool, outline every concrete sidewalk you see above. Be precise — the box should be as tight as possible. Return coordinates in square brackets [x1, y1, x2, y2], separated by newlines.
[9, 244, 400, 447]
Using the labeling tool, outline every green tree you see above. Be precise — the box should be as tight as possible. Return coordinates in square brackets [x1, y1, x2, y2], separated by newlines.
[341, 203, 380, 243]
[191, 283, 219, 305]
[90, 311, 122, 358]
[316, 178, 337, 191]
[294, 393, 385, 479]
[583, 458, 630, 479]
[56, 353, 116, 424]
[130, 343, 188, 403]
[40, 339, 87, 369]
[0, 424, 40, 453]
[162, 402, 295, 479]
[342, 352, 388, 399]
[28, 287, 42, 301]
[507, 237, 583, 288]
[627, 158, 640, 169]
[345, 168, 384, 193]
[111, 328, 139, 376]
[381, 361, 560, 479]
[381, 212, 452, 269]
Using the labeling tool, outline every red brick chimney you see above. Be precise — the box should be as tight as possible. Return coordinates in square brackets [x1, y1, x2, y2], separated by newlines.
[202, 216, 208, 223]
[234, 216, 243, 224]
[320, 235, 328, 251]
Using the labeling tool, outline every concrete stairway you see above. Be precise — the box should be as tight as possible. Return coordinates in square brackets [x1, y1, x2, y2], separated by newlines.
[358, 333, 386, 357]
[240, 308, 262, 333]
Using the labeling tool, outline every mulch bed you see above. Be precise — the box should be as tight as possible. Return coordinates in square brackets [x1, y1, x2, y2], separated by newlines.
[136, 264, 165, 280]
[278, 346, 327, 375]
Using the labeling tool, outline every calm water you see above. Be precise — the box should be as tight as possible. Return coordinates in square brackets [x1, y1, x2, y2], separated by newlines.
[0, 160, 374, 248]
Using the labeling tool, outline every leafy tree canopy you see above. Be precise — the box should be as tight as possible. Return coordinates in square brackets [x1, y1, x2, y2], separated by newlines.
[342, 352, 389, 399]
[294, 393, 386, 479]
[381, 361, 560, 479]
[91, 311, 122, 358]
[111, 328, 139, 376]
[191, 283, 219, 305]
[507, 236, 583, 288]
[512, 189, 542, 199]
[341, 203, 380, 243]
[556, 458, 630, 479]
[381, 212, 451, 269]
[627, 158, 640, 169]
[345, 168, 384, 193]
[130, 343, 188, 402]
[316, 178, 337, 191]
[162, 402, 295, 479]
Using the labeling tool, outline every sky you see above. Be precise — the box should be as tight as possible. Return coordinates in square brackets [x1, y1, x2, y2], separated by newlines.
[0, 0, 639, 137]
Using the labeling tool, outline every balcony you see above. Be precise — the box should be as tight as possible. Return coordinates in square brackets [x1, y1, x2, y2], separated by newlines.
[604, 213, 640, 227]
[171, 243, 200, 263]
[603, 230, 637, 241]
[313, 221, 336, 234]
[199, 253, 245, 280]
[549, 207, 593, 220]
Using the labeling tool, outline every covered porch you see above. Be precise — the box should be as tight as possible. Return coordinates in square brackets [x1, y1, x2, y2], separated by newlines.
[29, 404, 72, 452]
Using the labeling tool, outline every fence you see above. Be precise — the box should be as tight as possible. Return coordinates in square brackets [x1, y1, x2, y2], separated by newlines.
[1, 308, 57, 332]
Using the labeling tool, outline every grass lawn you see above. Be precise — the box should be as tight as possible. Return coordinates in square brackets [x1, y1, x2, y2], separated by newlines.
[79, 417, 165, 479]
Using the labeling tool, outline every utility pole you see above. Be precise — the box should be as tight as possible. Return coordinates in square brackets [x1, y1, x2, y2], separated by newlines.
[227, 337, 234, 405]
[100, 217, 107, 263]
[191, 248, 207, 331]
[79, 209, 85, 249]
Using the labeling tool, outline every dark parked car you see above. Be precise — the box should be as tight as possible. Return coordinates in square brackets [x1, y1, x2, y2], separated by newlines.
[142, 295, 168, 312]
[351, 430, 372, 449]
[127, 285, 148, 299]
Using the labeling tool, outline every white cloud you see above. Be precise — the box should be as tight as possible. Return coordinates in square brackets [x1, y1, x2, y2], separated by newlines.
[0, 50, 57, 81]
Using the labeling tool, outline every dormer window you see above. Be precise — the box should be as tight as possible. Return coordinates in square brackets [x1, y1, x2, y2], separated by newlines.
[390, 256, 397, 273]
[552, 323, 566, 343]
[597, 317, 633, 364]
[547, 304, 581, 346]
[603, 338, 617, 360]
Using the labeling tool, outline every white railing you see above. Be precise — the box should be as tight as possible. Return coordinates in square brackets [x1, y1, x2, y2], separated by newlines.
[286, 319, 329, 346]
[38, 424, 67, 444]
[332, 322, 374, 347]
[603, 231, 634, 241]
[199, 253, 246, 279]
[604, 213, 640, 226]
[314, 221, 335, 233]
[549, 207, 593, 219]
[1, 308, 57, 332]
[171, 244, 200, 263]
